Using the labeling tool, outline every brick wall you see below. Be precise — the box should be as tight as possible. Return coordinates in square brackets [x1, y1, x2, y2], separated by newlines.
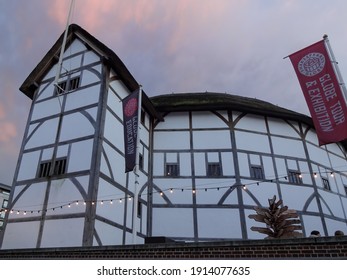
[0, 236, 346, 259]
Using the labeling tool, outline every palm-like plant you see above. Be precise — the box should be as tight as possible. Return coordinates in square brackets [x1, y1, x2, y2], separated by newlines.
[249, 195, 303, 238]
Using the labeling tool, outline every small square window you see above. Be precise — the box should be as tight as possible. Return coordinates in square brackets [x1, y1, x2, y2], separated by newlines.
[165, 164, 179, 177]
[322, 178, 331, 191]
[55, 76, 80, 95]
[250, 165, 264, 180]
[288, 170, 303, 184]
[139, 154, 144, 170]
[207, 163, 222, 177]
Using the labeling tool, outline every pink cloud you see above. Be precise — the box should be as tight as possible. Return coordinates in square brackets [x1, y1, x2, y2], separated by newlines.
[0, 121, 17, 143]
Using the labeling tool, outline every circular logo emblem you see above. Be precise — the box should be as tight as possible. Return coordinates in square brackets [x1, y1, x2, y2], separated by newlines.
[298, 52, 325, 77]
[124, 98, 138, 117]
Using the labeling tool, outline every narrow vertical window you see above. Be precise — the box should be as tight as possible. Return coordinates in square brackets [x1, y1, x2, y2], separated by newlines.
[288, 170, 303, 184]
[322, 178, 331, 191]
[165, 163, 179, 177]
[69, 76, 80, 91]
[250, 165, 264, 180]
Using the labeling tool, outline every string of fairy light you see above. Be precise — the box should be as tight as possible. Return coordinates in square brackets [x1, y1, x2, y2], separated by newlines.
[0, 169, 345, 216]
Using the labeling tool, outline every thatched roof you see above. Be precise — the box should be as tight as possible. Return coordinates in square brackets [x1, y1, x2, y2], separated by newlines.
[151, 92, 313, 124]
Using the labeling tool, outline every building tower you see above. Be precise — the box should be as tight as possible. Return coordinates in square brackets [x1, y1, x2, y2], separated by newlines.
[0, 24, 160, 249]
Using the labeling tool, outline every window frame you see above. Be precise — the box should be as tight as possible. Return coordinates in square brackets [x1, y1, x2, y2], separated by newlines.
[250, 165, 265, 180]
[55, 76, 80, 95]
[322, 177, 331, 191]
[37, 157, 68, 178]
[165, 163, 180, 177]
[288, 170, 303, 184]
[207, 162, 222, 177]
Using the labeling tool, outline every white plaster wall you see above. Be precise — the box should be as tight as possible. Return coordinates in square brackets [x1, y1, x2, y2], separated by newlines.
[152, 208, 194, 237]
[63, 39, 87, 59]
[195, 178, 235, 204]
[221, 152, 234, 176]
[155, 112, 189, 130]
[180, 152, 192, 176]
[302, 215, 325, 236]
[306, 143, 331, 166]
[154, 131, 190, 150]
[1, 221, 40, 249]
[271, 136, 305, 158]
[324, 218, 347, 236]
[192, 111, 228, 129]
[243, 181, 279, 206]
[9, 182, 47, 216]
[197, 209, 241, 238]
[94, 220, 123, 246]
[47, 179, 87, 215]
[235, 114, 267, 133]
[65, 85, 100, 111]
[280, 184, 314, 211]
[68, 139, 93, 173]
[25, 118, 59, 149]
[60, 112, 95, 141]
[40, 218, 84, 247]
[31, 98, 62, 121]
[194, 153, 206, 176]
[238, 153, 250, 177]
[235, 131, 270, 153]
[152, 178, 193, 205]
[96, 191, 125, 226]
[318, 190, 345, 218]
[153, 153, 164, 176]
[193, 130, 231, 149]
[104, 109, 124, 148]
[17, 151, 41, 181]
[84, 49, 101, 66]
[245, 209, 267, 239]
[267, 117, 301, 138]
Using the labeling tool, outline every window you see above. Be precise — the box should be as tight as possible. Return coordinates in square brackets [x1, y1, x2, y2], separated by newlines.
[54, 158, 67, 175]
[165, 163, 179, 177]
[322, 178, 331, 191]
[139, 154, 144, 170]
[56, 80, 67, 95]
[250, 165, 264, 180]
[288, 170, 303, 184]
[141, 109, 146, 125]
[38, 161, 52, 178]
[2, 199, 8, 208]
[137, 201, 142, 218]
[55, 76, 80, 95]
[69, 76, 80, 91]
[38, 157, 67, 178]
[207, 163, 222, 177]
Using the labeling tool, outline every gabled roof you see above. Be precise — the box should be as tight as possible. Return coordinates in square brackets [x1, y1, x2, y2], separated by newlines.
[19, 24, 162, 120]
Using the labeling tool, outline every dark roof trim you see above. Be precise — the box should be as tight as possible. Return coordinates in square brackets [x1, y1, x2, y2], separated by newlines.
[0, 183, 11, 192]
[150, 92, 312, 124]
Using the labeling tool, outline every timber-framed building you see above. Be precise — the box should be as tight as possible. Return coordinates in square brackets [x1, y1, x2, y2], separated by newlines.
[1, 24, 346, 249]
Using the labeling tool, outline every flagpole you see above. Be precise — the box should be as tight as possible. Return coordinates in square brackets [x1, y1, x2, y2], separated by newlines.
[323, 34, 347, 103]
[54, 0, 75, 89]
[132, 85, 142, 244]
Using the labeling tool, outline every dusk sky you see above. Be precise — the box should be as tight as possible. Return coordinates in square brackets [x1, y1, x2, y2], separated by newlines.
[1, 0, 347, 185]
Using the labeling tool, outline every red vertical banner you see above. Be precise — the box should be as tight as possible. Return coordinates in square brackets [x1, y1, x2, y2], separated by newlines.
[289, 40, 347, 145]
[122, 89, 139, 172]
